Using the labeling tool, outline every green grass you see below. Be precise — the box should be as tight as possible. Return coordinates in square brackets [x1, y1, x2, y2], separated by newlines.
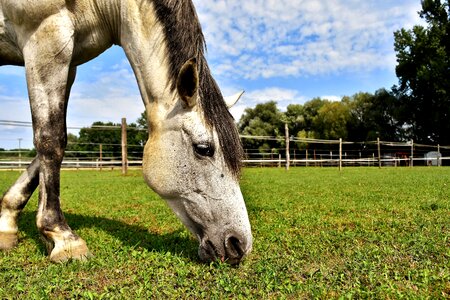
[0, 167, 449, 299]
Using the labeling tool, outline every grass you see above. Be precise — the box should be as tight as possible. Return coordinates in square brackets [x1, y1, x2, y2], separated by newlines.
[0, 167, 449, 299]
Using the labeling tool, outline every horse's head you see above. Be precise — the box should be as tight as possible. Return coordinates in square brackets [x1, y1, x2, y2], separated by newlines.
[142, 58, 252, 265]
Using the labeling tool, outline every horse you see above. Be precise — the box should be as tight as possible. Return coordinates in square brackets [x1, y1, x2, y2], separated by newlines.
[0, 0, 252, 265]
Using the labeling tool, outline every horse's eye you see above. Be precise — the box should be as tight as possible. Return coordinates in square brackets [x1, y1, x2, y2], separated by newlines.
[194, 143, 215, 158]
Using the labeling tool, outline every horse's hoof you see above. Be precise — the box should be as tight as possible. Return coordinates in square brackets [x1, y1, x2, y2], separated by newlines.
[49, 239, 93, 263]
[0, 232, 18, 250]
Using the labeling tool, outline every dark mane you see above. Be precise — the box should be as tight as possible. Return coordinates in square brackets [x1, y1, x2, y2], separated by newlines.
[153, 0, 244, 177]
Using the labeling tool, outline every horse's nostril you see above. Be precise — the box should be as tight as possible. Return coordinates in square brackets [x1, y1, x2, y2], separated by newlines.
[199, 233, 251, 265]
[205, 239, 218, 259]
[225, 235, 246, 263]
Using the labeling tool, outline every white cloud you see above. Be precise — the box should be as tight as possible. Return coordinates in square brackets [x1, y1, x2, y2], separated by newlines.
[321, 95, 342, 102]
[227, 87, 306, 120]
[0, 66, 24, 76]
[0, 94, 34, 149]
[0, 64, 144, 149]
[244, 87, 305, 104]
[0, 95, 31, 120]
[67, 64, 143, 127]
[194, 0, 423, 80]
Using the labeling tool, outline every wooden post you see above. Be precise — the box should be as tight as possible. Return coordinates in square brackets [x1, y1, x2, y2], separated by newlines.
[99, 144, 103, 171]
[285, 123, 290, 171]
[18, 138, 22, 168]
[339, 138, 342, 172]
[377, 137, 381, 168]
[306, 149, 309, 167]
[314, 149, 316, 167]
[410, 139, 414, 167]
[437, 144, 441, 167]
[293, 149, 296, 167]
[121, 118, 128, 175]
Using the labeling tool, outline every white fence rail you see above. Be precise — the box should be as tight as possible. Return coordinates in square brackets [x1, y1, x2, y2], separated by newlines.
[1, 156, 449, 170]
[1, 125, 450, 170]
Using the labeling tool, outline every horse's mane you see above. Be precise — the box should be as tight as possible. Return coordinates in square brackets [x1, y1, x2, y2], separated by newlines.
[153, 0, 243, 177]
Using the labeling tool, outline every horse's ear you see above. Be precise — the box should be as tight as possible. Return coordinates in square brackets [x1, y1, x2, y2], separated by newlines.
[224, 91, 245, 108]
[177, 58, 199, 108]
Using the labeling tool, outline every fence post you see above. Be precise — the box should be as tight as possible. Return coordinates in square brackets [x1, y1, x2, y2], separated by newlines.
[410, 139, 414, 167]
[306, 149, 309, 167]
[314, 149, 317, 167]
[339, 138, 342, 171]
[18, 138, 22, 169]
[121, 118, 128, 175]
[437, 144, 441, 167]
[377, 137, 381, 168]
[293, 149, 296, 167]
[285, 123, 290, 171]
[99, 144, 103, 171]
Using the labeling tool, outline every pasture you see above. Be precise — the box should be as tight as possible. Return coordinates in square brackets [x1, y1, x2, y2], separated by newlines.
[0, 167, 449, 298]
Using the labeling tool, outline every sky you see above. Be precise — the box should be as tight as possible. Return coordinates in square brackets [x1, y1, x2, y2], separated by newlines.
[0, 0, 424, 150]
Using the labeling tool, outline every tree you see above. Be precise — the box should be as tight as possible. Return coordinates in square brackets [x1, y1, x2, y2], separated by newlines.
[135, 111, 149, 144]
[313, 100, 350, 140]
[238, 101, 284, 154]
[347, 90, 402, 141]
[393, 0, 450, 144]
[285, 104, 305, 136]
[70, 120, 146, 159]
[302, 98, 327, 133]
[77, 121, 123, 159]
[65, 133, 81, 158]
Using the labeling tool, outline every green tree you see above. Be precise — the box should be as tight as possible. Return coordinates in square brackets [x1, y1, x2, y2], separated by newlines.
[285, 104, 305, 136]
[135, 111, 149, 144]
[347, 90, 402, 141]
[393, 0, 450, 144]
[65, 133, 81, 158]
[71, 120, 146, 160]
[238, 101, 284, 154]
[302, 98, 327, 133]
[313, 101, 350, 140]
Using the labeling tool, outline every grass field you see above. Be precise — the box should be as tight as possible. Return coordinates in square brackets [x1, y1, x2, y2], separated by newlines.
[0, 167, 449, 299]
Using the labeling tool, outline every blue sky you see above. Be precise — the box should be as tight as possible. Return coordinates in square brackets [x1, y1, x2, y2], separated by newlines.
[0, 0, 423, 149]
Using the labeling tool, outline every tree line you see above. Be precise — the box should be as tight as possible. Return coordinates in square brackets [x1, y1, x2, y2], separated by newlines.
[238, 89, 402, 153]
[65, 113, 148, 159]
[241, 0, 450, 153]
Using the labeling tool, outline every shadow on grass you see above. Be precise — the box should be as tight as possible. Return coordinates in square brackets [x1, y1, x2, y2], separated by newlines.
[17, 211, 199, 262]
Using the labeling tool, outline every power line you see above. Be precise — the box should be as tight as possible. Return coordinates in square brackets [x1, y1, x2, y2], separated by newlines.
[0, 120, 146, 131]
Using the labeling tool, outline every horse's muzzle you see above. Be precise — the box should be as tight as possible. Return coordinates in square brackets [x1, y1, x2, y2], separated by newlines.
[198, 231, 252, 265]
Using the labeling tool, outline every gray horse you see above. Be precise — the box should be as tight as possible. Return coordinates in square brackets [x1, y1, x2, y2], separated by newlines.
[0, 0, 252, 265]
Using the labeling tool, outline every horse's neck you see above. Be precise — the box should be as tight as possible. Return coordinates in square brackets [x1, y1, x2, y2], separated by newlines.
[118, 0, 174, 115]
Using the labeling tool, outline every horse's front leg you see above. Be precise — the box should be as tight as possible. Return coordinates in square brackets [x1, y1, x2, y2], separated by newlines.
[24, 13, 90, 262]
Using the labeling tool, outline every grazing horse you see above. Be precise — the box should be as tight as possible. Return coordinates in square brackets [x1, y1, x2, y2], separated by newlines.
[0, 0, 252, 265]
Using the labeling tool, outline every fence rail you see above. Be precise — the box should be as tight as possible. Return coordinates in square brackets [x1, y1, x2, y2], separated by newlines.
[1, 140, 449, 170]
[1, 119, 450, 170]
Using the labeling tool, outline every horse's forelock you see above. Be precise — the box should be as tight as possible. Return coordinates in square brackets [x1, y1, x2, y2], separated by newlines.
[152, 0, 244, 177]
